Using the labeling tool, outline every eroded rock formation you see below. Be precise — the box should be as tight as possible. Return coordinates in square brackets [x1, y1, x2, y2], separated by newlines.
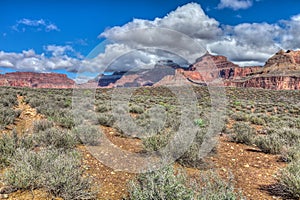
[227, 50, 300, 90]
[0, 72, 75, 88]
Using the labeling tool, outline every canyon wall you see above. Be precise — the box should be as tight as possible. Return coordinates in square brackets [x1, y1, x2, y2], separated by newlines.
[0, 72, 75, 88]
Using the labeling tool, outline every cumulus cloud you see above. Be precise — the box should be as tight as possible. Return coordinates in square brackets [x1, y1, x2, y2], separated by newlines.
[44, 45, 74, 57]
[217, 0, 253, 10]
[95, 2, 300, 70]
[12, 18, 60, 32]
[279, 14, 300, 50]
[0, 49, 80, 72]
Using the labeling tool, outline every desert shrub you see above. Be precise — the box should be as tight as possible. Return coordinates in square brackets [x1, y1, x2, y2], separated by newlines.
[275, 127, 300, 147]
[129, 105, 144, 114]
[281, 144, 300, 162]
[28, 96, 44, 108]
[142, 133, 170, 152]
[72, 125, 102, 146]
[95, 104, 110, 113]
[54, 111, 75, 129]
[0, 106, 19, 129]
[230, 112, 249, 122]
[42, 150, 96, 200]
[5, 149, 44, 190]
[127, 166, 243, 200]
[279, 159, 300, 199]
[0, 131, 33, 167]
[255, 134, 285, 154]
[194, 118, 205, 128]
[33, 119, 54, 133]
[177, 128, 207, 168]
[5, 148, 96, 199]
[249, 114, 265, 125]
[127, 166, 194, 200]
[34, 127, 77, 149]
[194, 171, 244, 200]
[97, 113, 115, 127]
[230, 122, 255, 145]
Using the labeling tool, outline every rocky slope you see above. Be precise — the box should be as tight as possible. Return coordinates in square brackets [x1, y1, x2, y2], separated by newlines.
[227, 50, 300, 90]
[111, 50, 300, 90]
[96, 53, 262, 88]
[0, 72, 75, 88]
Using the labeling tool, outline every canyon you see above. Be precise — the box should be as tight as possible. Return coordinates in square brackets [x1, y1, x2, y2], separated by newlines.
[1, 50, 300, 90]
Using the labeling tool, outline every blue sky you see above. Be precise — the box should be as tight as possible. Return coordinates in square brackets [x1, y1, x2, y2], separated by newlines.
[1, 0, 300, 82]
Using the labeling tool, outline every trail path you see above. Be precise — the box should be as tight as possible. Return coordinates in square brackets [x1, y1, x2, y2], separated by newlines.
[211, 135, 286, 200]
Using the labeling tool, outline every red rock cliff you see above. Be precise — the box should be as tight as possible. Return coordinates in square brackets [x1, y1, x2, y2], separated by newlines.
[227, 50, 300, 90]
[0, 72, 75, 88]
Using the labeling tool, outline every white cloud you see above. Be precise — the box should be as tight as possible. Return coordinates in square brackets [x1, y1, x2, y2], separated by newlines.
[100, 3, 221, 41]
[12, 18, 60, 32]
[217, 0, 253, 10]
[44, 45, 74, 57]
[279, 14, 300, 49]
[0, 49, 81, 73]
[96, 2, 300, 68]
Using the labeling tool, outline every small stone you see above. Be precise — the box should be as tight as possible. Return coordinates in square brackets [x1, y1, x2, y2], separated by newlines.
[0, 194, 8, 199]
[244, 164, 250, 168]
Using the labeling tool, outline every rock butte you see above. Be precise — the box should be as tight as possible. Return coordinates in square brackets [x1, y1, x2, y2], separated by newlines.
[94, 50, 300, 90]
[0, 72, 75, 88]
[1, 50, 300, 90]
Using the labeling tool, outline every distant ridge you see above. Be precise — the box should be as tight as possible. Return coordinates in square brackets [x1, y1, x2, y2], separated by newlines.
[0, 72, 75, 88]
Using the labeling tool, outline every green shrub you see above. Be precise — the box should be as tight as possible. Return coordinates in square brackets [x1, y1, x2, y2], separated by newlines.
[142, 132, 170, 152]
[194, 118, 205, 128]
[230, 122, 255, 145]
[34, 127, 77, 149]
[127, 166, 244, 200]
[282, 144, 300, 162]
[230, 112, 249, 122]
[97, 114, 115, 127]
[280, 159, 300, 199]
[42, 150, 96, 200]
[177, 128, 207, 168]
[249, 115, 265, 125]
[95, 104, 110, 113]
[127, 166, 194, 200]
[194, 171, 244, 200]
[72, 125, 102, 146]
[4, 149, 96, 199]
[33, 119, 54, 133]
[0, 106, 19, 129]
[0, 131, 33, 167]
[255, 134, 285, 154]
[54, 111, 75, 129]
[129, 105, 144, 114]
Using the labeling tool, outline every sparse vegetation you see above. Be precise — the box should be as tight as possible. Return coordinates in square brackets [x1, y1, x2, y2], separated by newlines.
[4, 148, 96, 200]
[0, 85, 299, 199]
[230, 122, 255, 145]
[127, 165, 243, 200]
[279, 159, 300, 199]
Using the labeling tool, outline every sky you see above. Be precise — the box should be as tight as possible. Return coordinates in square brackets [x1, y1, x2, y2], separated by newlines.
[1, 0, 300, 82]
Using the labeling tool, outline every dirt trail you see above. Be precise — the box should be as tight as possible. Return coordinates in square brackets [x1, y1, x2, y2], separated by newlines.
[79, 126, 143, 200]
[1, 96, 55, 200]
[1, 95, 142, 200]
[211, 135, 286, 200]
[13, 95, 43, 134]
